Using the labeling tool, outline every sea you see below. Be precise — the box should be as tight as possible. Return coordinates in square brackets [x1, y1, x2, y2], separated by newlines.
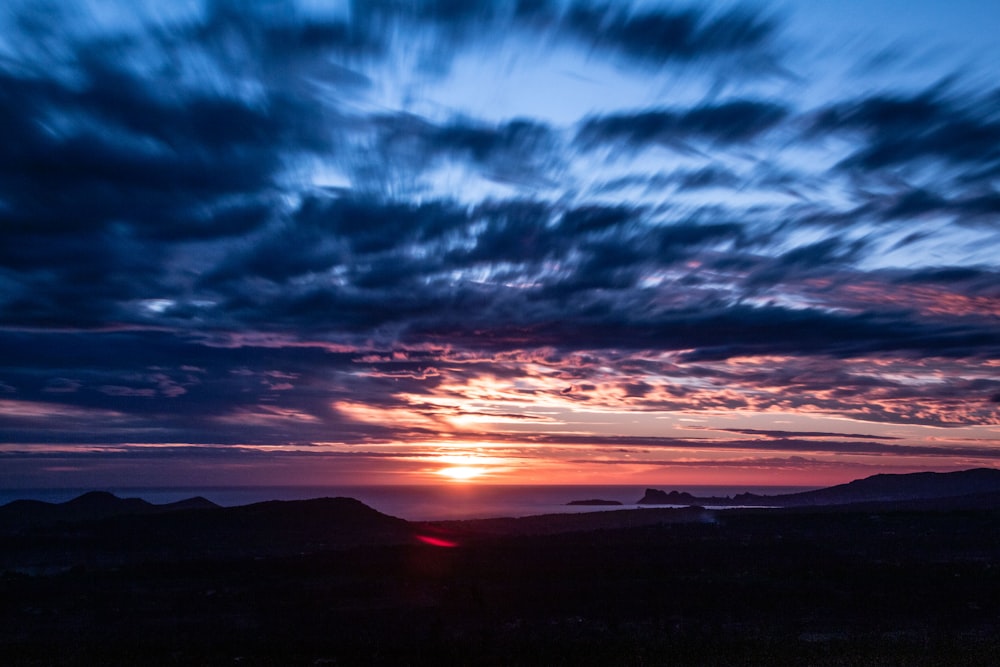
[0, 484, 816, 521]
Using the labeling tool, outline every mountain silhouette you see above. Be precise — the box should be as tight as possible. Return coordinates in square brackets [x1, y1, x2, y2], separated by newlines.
[162, 496, 412, 549]
[0, 495, 414, 570]
[638, 468, 1000, 507]
[767, 468, 1000, 506]
[0, 491, 219, 532]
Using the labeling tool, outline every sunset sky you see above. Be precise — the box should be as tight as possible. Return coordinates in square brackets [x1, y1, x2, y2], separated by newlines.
[1, 0, 998, 489]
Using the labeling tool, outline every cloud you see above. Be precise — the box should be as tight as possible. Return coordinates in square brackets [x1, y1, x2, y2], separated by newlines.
[369, 113, 560, 186]
[0, 0, 996, 477]
[810, 88, 1000, 178]
[529, 433, 1000, 459]
[560, 3, 780, 67]
[351, 1, 783, 72]
[577, 100, 789, 152]
[699, 428, 902, 441]
[0, 62, 316, 239]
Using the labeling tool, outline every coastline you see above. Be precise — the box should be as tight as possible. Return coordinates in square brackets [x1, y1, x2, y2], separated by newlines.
[0, 484, 818, 521]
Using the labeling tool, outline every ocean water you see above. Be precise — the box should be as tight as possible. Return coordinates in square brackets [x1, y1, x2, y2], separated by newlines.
[0, 484, 816, 521]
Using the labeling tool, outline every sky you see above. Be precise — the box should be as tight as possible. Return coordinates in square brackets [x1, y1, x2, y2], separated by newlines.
[1, 0, 998, 489]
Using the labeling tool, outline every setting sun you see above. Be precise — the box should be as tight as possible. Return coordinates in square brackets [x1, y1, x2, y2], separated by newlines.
[437, 465, 488, 481]
[432, 453, 505, 481]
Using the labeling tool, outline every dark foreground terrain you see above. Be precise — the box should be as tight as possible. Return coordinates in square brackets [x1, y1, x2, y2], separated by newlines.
[2, 493, 1000, 665]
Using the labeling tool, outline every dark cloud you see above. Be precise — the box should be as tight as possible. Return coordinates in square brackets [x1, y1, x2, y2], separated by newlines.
[901, 267, 997, 286]
[201, 196, 746, 300]
[302, 195, 467, 254]
[559, 204, 638, 233]
[522, 434, 1000, 459]
[561, 3, 780, 66]
[701, 428, 901, 440]
[406, 301, 999, 363]
[0, 2, 337, 331]
[873, 189, 1000, 225]
[0, 62, 319, 239]
[204, 1, 383, 60]
[353, 1, 782, 72]
[673, 166, 743, 191]
[744, 237, 866, 287]
[0, 328, 411, 445]
[577, 100, 789, 152]
[810, 89, 1000, 177]
[424, 118, 557, 180]
[370, 113, 559, 186]
[206, 194, 469, 289]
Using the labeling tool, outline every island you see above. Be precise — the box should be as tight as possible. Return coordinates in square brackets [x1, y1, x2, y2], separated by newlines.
[567, 498, 623, 506]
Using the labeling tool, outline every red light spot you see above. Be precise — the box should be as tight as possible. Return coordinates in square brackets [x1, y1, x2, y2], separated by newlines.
[415, 534, 459, 548]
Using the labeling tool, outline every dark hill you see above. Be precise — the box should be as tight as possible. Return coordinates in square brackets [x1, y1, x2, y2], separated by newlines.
[773, 468, 1000, 506]
[189, 496, 412, 547]
[156, 496, 219, 512]
[0, 491, 220, 533]
[1, 497, 414, 570]
[104, 497, 414, 559]
[638, 468, 1000, 507]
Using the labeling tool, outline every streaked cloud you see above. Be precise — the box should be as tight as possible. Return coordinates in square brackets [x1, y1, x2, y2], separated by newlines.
[0, 0, 997, 486]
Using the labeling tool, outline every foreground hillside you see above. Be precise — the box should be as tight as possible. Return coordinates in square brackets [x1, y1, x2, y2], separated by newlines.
[2, 488, 1000, 664]
[0, 496, 412, 572]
